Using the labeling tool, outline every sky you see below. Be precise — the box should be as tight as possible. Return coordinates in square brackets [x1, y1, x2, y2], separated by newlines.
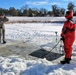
[0, 0, 76, 11]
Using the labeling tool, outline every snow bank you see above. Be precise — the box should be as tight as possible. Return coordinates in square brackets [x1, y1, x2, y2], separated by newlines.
[0, 56, 76, 75]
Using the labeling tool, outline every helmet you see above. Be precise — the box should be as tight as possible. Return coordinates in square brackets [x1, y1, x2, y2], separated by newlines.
[65, 10, 73, 19]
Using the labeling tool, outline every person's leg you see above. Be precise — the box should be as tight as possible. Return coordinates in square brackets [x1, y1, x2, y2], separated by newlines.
[60, 37, 74, 64]
[2, 26, 6, 43]
[65, 37, 74, 58]
[0, 29, 1, 43]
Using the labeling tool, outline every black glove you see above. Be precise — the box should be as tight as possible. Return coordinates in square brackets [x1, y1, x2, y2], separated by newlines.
[60, 36, 64, 41]
[4, 16, 6, 19]
[63, 27, 69, 34]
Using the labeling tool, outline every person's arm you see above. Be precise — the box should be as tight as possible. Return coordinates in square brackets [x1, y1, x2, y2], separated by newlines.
[0, 20, 3, 25]
[60, 21, 69, 40]
[0, 19, 4, 28]
[3, 16, 9, 22]
[68, 21, 76, 31]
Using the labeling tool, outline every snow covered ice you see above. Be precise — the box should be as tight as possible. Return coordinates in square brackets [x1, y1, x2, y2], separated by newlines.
[0, 17, 76, 75]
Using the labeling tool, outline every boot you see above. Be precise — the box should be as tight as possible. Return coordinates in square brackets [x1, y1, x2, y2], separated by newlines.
[60, 58, 71, 64]
[3, 40, 6, 44]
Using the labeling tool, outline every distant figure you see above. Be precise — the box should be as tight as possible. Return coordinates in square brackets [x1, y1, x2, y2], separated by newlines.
[60, 10, 76, 64]
[0, 13, 9, 44]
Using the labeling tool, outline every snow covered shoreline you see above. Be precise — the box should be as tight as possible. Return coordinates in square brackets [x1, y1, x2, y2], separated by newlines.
[7, 16, 76, 23]
[7, 17, 65, 23]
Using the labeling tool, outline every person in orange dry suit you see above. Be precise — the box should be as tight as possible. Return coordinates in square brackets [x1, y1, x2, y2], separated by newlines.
[60, 10, 76, 64]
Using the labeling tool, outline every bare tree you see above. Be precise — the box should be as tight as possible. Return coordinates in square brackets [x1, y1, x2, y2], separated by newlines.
[67, 2, 75, 10]
[52, 5, 65, 16]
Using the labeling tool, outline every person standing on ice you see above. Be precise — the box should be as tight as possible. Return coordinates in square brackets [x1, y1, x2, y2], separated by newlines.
[60, 10, 76, 64]
[0, 13, 9, 44]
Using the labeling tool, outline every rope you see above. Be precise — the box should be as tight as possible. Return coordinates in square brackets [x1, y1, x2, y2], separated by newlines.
[44, 39, 61, 57]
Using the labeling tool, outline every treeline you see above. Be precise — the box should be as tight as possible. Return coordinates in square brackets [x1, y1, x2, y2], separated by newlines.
[0, 2, 76, 17]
